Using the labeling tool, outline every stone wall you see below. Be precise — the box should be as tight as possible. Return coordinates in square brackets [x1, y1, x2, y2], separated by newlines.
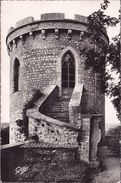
[28, 110, 79, 147]
[1, 142, 79, 182]
[1, 141, 94, 182]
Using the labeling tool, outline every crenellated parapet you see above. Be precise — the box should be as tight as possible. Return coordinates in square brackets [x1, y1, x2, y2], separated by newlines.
[6, 13, 108, 54]
[15, 16, 34, 28]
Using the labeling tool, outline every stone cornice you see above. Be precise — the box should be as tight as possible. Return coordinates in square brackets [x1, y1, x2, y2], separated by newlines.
[6, 14, 109, 46]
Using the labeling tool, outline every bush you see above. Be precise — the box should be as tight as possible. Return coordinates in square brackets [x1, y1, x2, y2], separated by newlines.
[22, 89, 42, 121]
[106, 125, 120, 136]
[106, 125, 120, 156]
[81, 161, 94, 182]
[20, 89, 42, 138]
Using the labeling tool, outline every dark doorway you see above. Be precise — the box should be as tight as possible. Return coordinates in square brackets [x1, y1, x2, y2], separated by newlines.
[62, 51, 75, 88]
[14, 58, 20, 92]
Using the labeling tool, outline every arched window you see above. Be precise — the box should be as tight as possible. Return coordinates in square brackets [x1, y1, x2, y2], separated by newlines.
[62, 51, 75, 88]
[13, 58, 20, 92]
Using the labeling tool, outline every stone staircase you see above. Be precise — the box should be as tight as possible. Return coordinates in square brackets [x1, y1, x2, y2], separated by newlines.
[46, 88, 73, 123]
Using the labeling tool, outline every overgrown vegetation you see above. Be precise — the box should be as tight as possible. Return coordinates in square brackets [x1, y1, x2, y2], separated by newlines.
[106, 125, 120, 156]
[81, 0, 120, 118]
[16, 89, 42, 137]
[22, 89, 42, 121]
[15, 119, 28, 139]
[81, 161, 94, 182]
[107, 125, 120, 136]
[77, 128, 87, 145]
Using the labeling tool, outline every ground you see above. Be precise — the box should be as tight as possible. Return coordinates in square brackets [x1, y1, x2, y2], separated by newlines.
[92, 156, 120, 183]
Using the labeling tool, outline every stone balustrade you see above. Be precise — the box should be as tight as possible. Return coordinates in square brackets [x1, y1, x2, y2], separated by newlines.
[69, 83, 84, 127]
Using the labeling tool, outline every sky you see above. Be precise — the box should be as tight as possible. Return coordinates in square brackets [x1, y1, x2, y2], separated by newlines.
[1, 0, 120, 129]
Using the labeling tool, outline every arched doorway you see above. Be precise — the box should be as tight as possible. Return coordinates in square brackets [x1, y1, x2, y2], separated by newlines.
[62, 51, 75, 89]
[13, 58, 20, 92]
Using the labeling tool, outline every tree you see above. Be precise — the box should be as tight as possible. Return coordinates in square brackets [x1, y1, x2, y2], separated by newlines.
[107, 34, 120, 118]
[81, 0, 120, 118]
[106, 126, 120, 156]
[107, 125, 120, 136]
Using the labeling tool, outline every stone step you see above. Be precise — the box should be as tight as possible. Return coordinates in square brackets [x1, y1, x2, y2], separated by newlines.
[46, 112, 69, 118]
[45, 116, 69, 122]
[56, 98, 70, 102]
[49, 101, 69, 106]
[47, 107, 69, 113]
[62, 89, 73, 95]
[45, 89, 73, 124]
[46, 115, 69, 123]
[51, 105, 69, 109]
[47, 105, 69, 110]
[61, 96, 72, 99]
[47, 103, 69, 112]
[60, 96, 72, 99]
[49, 103, 69, 107]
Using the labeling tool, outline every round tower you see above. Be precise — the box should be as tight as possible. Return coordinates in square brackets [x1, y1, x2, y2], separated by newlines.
[6, 13, 108, 144]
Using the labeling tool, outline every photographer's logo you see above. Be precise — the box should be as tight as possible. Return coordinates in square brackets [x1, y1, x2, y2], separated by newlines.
[15, 166, 29, 175]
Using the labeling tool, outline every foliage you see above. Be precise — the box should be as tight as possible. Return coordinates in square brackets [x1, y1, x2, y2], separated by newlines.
[22, 88, 42, 121]
[77, 128, 87, 145]
[107, 34, 120, 73]
[81, 0, 120, 117]
[106, 125, 120, 136]
[28, 133, 39, 142]
[107, 34, 120, 118]
[17, 89, 42, 136]
[15, 119, 28, 137]
[106, 126, 120, 156]
[108, 82, 120, 118]
[81, 161, 94, 182]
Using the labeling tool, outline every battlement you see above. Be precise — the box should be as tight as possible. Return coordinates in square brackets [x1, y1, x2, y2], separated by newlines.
[8, 13, 88, 32]
[6, 13, 108, 53]
[41, 13, 65, 21]
[15, 16, 34, 28]
[74, 14, 87, 23]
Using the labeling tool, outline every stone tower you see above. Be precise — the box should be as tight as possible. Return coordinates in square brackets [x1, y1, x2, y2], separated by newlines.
[6, 13, 108, 162]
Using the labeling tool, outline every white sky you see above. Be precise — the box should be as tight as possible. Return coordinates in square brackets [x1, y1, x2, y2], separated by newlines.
[1, 0, 120, 129]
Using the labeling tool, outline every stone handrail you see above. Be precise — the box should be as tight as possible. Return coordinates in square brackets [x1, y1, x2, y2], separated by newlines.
[27, 108, 79, 132]
[27, 108, 79, 147]
[34, 85, 58, 113]
[69, 83, 84, 127]
[1, 142, 24, 150]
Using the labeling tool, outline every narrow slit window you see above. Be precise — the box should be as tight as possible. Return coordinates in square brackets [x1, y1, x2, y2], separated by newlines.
[13, 58, 20, 92]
